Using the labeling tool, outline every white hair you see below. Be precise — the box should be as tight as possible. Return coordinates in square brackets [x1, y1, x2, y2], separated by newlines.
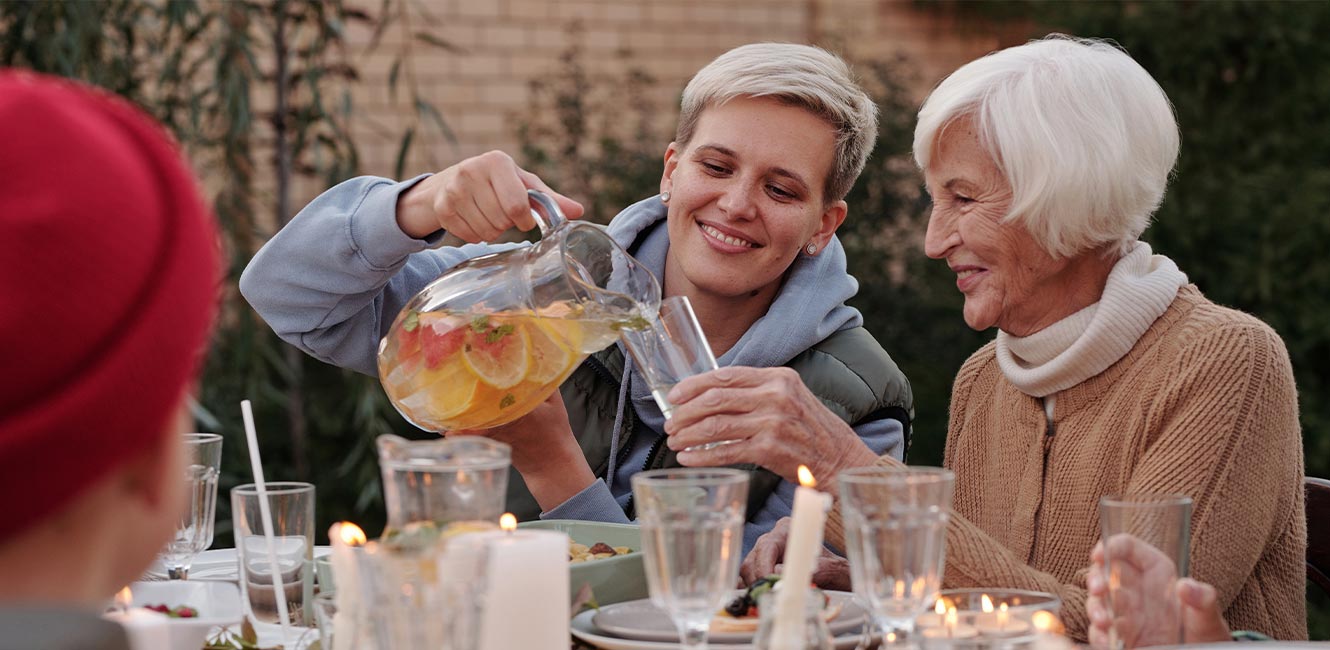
[913, 34, 1180, 258]
[677, 42, 879, 203]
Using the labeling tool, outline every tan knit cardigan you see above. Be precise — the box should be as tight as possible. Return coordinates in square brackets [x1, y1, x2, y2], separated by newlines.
[825, 286, 1306, 641]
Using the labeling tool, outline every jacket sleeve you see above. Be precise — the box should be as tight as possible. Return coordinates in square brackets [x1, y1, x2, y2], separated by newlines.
[239, 174, 523, 376]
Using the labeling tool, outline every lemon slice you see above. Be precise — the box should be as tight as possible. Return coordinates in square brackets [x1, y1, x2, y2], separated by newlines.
[527, 319, 580, 385]
[399, 362, 480, 425]
[462, 318, 530, 389]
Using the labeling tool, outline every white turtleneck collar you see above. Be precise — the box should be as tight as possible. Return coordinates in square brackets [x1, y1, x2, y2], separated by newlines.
[995, 241, 1188, 398]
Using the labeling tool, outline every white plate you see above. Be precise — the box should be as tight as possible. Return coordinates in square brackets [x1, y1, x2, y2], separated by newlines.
[572, 609, 868, 650]
[128, 580, 243, 650]
[146, 546, 331, 581]
[592, 590, 866, 644]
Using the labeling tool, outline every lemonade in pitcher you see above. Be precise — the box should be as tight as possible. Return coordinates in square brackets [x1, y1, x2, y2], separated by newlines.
[378, 303, 648, 431]
[376, 190, 660, 432]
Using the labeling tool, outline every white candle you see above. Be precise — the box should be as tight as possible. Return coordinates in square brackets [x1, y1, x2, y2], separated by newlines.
[771, 466, 832, 650]
[329, 522, 367, 650]
[477, 514, 569, 650]
[105, 590, 170, 650]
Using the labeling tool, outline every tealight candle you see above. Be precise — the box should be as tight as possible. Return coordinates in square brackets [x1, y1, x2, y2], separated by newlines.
[919, 606, 979, 640]
[976, 602, 1031, 638]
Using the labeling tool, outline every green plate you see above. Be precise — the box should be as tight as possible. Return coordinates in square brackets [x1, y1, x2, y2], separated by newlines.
[519, 519, 647, 606]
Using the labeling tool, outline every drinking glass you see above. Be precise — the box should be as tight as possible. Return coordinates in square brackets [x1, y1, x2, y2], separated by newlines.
[632, 468, 749, 650]
[840, 466, 955, 649]
[313, 592, 337, 648]
[1100, 493, 1192, 650]
[232, 482, 316, 629]
[158, 433, 222, 580]
[620, 295, 718, 421]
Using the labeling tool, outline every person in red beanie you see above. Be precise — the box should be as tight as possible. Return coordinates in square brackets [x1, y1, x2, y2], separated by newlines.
[0, 71, 220, 649]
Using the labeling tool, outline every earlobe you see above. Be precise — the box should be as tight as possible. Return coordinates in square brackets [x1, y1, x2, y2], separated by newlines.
[814, 200, 849, 250]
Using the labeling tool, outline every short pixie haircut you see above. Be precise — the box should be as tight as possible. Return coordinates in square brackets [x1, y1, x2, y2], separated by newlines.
[676, 43, 879, 204]
[914, 35, 1180, 258]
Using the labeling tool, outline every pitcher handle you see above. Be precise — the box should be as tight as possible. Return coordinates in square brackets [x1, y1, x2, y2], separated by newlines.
[527, 189, 567, 237]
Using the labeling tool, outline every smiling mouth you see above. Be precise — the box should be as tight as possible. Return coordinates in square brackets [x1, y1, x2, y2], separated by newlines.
[956, 269, 983, 280]
[700, 223, 758, 249]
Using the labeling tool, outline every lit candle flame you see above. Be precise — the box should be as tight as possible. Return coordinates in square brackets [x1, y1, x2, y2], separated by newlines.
[338, 521, 367, 546]
[1032, 610, 1063, 634]
[894, 580, 906, 599]
[886, 632, 897, 644]
[981, 594, 994, 614]
[500, 513, 517, 533]
[945, 606, 958, 638]
[115, 587, 132, 612]
[997, 602, 1009, 628]
[797, 465, 816, 488]
[935, 598, 948, 615]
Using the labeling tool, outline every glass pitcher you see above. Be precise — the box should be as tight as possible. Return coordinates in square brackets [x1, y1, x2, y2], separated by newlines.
[377, 190, 661, 432]
[376, 434, 510, 544]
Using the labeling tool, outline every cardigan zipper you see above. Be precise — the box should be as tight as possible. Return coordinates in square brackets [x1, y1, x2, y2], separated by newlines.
[622, 432, 668, 520]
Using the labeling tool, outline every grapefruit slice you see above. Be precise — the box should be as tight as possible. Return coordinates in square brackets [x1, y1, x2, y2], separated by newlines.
[462, 317, 530, 389]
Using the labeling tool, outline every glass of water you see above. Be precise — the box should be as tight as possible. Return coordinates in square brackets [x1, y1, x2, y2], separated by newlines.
[620, 295, 718, 420]
[840, 466, 954, 649]
[232, 482, 316, 629]
[158, 433, 222, 580]
[632, 468, 749, 650]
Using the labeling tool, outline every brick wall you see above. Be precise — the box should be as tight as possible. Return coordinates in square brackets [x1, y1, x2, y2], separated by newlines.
[275, 0, 1028, 217]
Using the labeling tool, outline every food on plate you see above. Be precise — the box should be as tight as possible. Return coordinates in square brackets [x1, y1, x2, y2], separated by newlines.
[144, 603, 198, 618]
[714, 576, 840, 633]
[568, 540, 633, 563]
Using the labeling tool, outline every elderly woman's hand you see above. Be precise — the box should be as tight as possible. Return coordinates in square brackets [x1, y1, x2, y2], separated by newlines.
[741, 517, 853, 591]
[662, 366, 879, 487]
[450, 391, 595, 511]
[395, 150, 584, 241]
[1086, 536, 1232, 648]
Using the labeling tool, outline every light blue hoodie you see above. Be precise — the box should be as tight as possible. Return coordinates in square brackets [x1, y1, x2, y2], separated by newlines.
[241, 175, 905, 553]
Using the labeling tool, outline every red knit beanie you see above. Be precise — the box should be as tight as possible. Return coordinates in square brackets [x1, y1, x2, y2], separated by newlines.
[0, 71, 221, 542]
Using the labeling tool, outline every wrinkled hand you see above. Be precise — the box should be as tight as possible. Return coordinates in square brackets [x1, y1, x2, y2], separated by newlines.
[450, 390, 594, 511]
[1086, 535, 1230, 648]
[663, 367, 878, 487]
[396, 150, 584, 241]
[740, 517, 852, 592]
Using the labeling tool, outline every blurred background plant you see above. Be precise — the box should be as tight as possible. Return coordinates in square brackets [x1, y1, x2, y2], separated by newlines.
[3, 0, 1326, 636]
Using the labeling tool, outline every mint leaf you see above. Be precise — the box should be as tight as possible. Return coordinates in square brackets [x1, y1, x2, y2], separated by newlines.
[403, 310, 420, 332]
[470, 315, 491, 332]
[485, 323, 515, 344]
[499, 393, 516, 409]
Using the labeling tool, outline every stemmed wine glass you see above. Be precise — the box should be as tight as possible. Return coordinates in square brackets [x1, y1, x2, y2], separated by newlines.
[157, 433, 222, 579]
[632, 468, 749, 650]
[840, 466, 954, 648]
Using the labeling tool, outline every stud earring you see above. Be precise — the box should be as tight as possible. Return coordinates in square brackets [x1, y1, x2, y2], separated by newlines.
[660, 191, 670, 204]
[805, 242, 817, 255]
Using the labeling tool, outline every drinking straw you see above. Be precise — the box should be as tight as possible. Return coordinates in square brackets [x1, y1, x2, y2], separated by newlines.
[240, 399, 292, 642]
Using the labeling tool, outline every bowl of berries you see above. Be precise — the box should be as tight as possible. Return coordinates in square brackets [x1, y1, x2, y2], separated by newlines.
[130, 580, 243, 650]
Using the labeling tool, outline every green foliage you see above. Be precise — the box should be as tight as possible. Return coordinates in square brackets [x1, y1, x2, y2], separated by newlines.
[517, 26, 666, 227]
[1019, 0, 1330, 481]
[0, 0, 436, 544]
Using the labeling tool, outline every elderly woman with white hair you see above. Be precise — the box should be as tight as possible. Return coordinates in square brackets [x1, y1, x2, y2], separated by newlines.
[738, 35, 1305, 641]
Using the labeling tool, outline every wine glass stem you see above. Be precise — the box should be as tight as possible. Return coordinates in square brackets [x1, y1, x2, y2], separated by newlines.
[167, 566, 188, 580]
